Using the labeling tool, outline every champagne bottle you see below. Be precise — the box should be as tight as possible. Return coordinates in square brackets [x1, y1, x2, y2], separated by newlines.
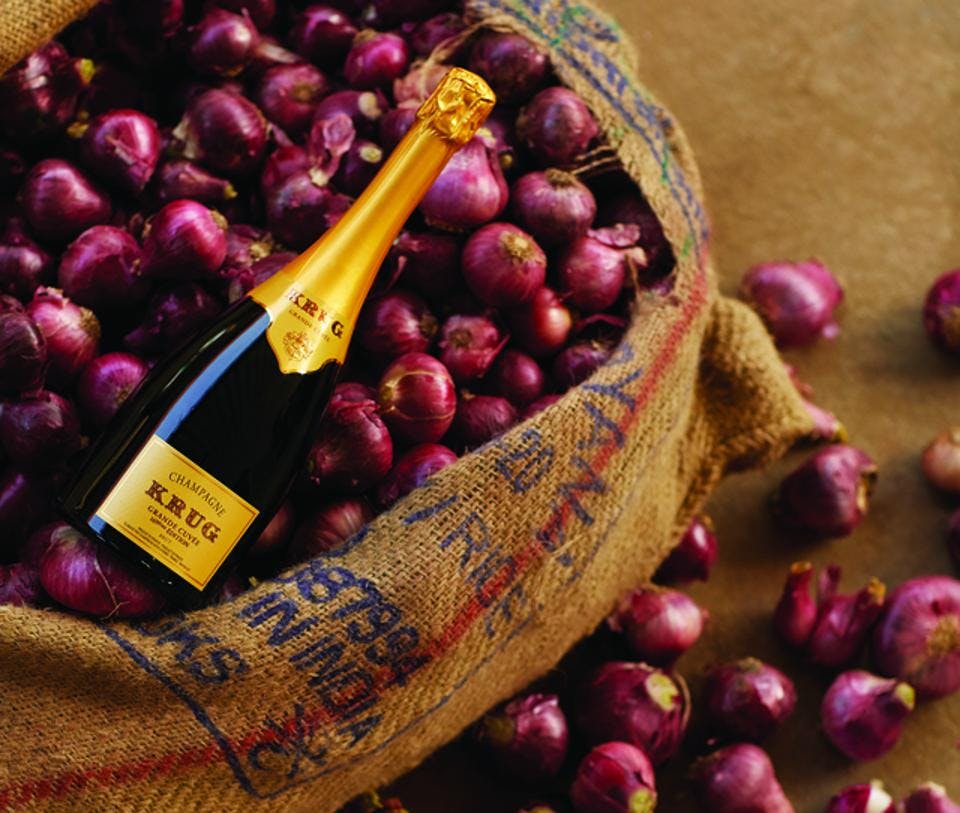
[60, 68, 495, 606]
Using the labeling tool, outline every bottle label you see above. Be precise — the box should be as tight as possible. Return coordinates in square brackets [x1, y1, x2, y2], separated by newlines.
[95, 435, 259, 590]
[248, 267, 349, 374]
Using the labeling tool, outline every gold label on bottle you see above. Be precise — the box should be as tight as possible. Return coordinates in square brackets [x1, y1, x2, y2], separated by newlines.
[95, 436, 259, 590]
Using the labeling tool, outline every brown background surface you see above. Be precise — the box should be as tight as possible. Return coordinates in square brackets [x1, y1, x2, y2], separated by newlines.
[390, 0, 960, 810]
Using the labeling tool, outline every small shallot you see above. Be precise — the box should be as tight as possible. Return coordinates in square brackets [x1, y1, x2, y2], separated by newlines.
[702, 658, 796, 742]
[27, 287, 100, 388]
[511, 170, 596, 248]
[21, 159, 111, 244]
[141, 200, 227, 280]
[607, 587, 706, 666]
[570, 741, 656, 813]
[76, 352, 148, 429]
[654, 516, 718, 585]
[903, 783, 960, 813]
[58, 225, 149, 310]
[691, 744, 794, 813]
[921, 428, 960, 494]
[923, 269, 960, 355]
[476, 693, 568, 781]
[517, 87, 599, 167]
[288, 498, 372, 559]
[437, 314, 506, 383]
[376, 443, 458, 507]
[826, 782, 895, 813]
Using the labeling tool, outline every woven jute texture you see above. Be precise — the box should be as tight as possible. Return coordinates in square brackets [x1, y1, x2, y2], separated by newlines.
[0, 1, 813, 810]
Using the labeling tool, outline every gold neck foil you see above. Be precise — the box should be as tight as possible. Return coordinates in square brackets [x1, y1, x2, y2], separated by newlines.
[416, 67, 496, 147]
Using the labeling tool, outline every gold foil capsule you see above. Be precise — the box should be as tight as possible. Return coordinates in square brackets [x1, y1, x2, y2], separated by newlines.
[416, 67, 496, 147]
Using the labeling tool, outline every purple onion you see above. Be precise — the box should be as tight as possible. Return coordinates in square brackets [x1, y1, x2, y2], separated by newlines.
[0, 562, 43, 607]
[421, 136, 508, 231]
[27, 287, 100, 388]
[142, 200, 228, 280]
[344, 31, 411, 89]
[290, 5, 359, 66]
[921, 428, 960, 494]
[357, 290, 437, 359]
[491, 349, 544, 407]
[249, 499, 295, 557]
[608, 587, 706, 667]
[872, 575, 960, 698]
[741, 260, 843, 348]
[577, 661, 690, 766]
[437, 314, 506, 383]
[517, 87, 599, 166]
[558, 236, 629, 313]
[227, 251, 295, 303]
[205, 0, 275, 29]
[826, 783, 895, 813]
[0, 218, 52, 300]
[773, 561, 817, 649]
[654, 516, 718, 585]
[175, 89, 269, 178]
[306, 391, 393, 493]
[39, 522, 164, 618]
[408, 13, 465, 56]
[154, 160, 237, 206]
[702, 658, 796, 742]
[924, 270, 960, 354]
[260, 145, 311, 197]
[58, 225, 149, 310]
[462, 223, 546, 308]
[0, 470, 49, 553]
[223, 224, 275, 273]
[288, 497, 372, 559]
[124, 283, 222, 355]
[266, 171, 349, 249]
[808, 566, 886, 669]
[553, 341, 613, 390]
[376, 442, 458, 507]
[76, 352, 148, 429]
[333, 139, 384, 196]
[80, 109, 160, 195]
[774, 444, 877, 538]
[903, 784, 960, 813]
[691, 744, 794, 813]
[389, 231, 461, 303]
[521, 394, 561, 419]
[468, 32, 548, 105]
[570, 741, 657, 813]
[0, 390, 83, 468]
[379, 105, 418, 151]
[821, 669, 914, 761]
[510, 286, 573, 358]
[511, 170, 596, 248]
[378, 352, 456, 444]
[255, 63, 330, 137]
[312, 89, 388, 138]
[188, 8, 260, 78]
[21, 159, 112, 244]
[453, 393, 517, 448]
[0, 298, 46, 394]
[477, 693, 568, 781]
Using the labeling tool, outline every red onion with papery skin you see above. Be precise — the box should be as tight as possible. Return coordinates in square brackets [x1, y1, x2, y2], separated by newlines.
[558, 237, 629, 313]
[255, 64, 330, 137]
[79, 109, 160, 196]
[357, 290, 437, 358]
[155, 160, 237, 206]
[188, 9, 260, 78]
[774, 444, 877, 538]
[334, 139, 384, 196]
[453, 393, 517, 448]
[598, 193, 672, 278]
[438, 314, 506, 383]
[923, 270, 960, 354]
[379, 105, 417, 151]
[808, 566, 886, 669]
[344, 31, 410, 90]
[223, 224, 275, 273]
[408, 13, 465, 56]
[826, 782, 895, 813]
[1, 471, 49, 555]
[511, 170, 596, 248]
[205, 0, 275, 29]
[249, 499, 295, 557]
[266, 171, 349, 249]
[0, 218, 52, 300]
[39, 522, 164, 618]
[27, 287, 99, 388]
[393, 63, 449, 106]
[821, 670, 914, 761]
[288, 497, 372, 559]
[903, 783, 960, 813]
[921, 428, 960, 494]
[491, 349, 544, 407]
[740, 260, 843, 348]
[510, 287, 572, 358]
[0, 299, 47, 394]
[553, 341, 613, 390]
[290, 5, 359, 66]
[477, 693, 568, 782]
[517, 87, 599, 167]
[608, 587, 706, 667]
[421, 136, 508, 231]
[577, 661, 690, 766]
[570, 741, 657, 813]
[312, 89, 387, 138]
[141, 200, 227, 280]
[872, 575, 960, 698]
[21, 159, 112, 245]
[227, 251, 295, 303]
[691, 744, 794, 813]
[0, 390, 83, 468]
[376, 442, 457, 507]
[803, 399, 847, 442]
[654, 516, 718, 585]
[0, 43, 93, 141]
[702, 658, 796, 743]
[378, 352, 456, 444]
[306, 392, 393, 494]
[58, 226, 149, 310]
[521, 394, 561, 420]
[124, 283, 222, 355]
[0, 562, 43, 607]
[260, 145, 311, 197]
[76, 352, 148, 429]
[246, 36, 301, 79]
[306, 112, 356, 181]
[462, 223, 546, 308]
[468, 32, 548, 105]
[175, 89, 269, 177]
[773, 561, 817, 649]
[389, 231, 461, 303]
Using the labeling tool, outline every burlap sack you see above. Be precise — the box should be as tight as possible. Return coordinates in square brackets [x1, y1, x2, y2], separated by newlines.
[0, 1, 813, 810]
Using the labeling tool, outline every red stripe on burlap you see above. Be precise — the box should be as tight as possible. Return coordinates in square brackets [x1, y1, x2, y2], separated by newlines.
[1, 258, 710, 809]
